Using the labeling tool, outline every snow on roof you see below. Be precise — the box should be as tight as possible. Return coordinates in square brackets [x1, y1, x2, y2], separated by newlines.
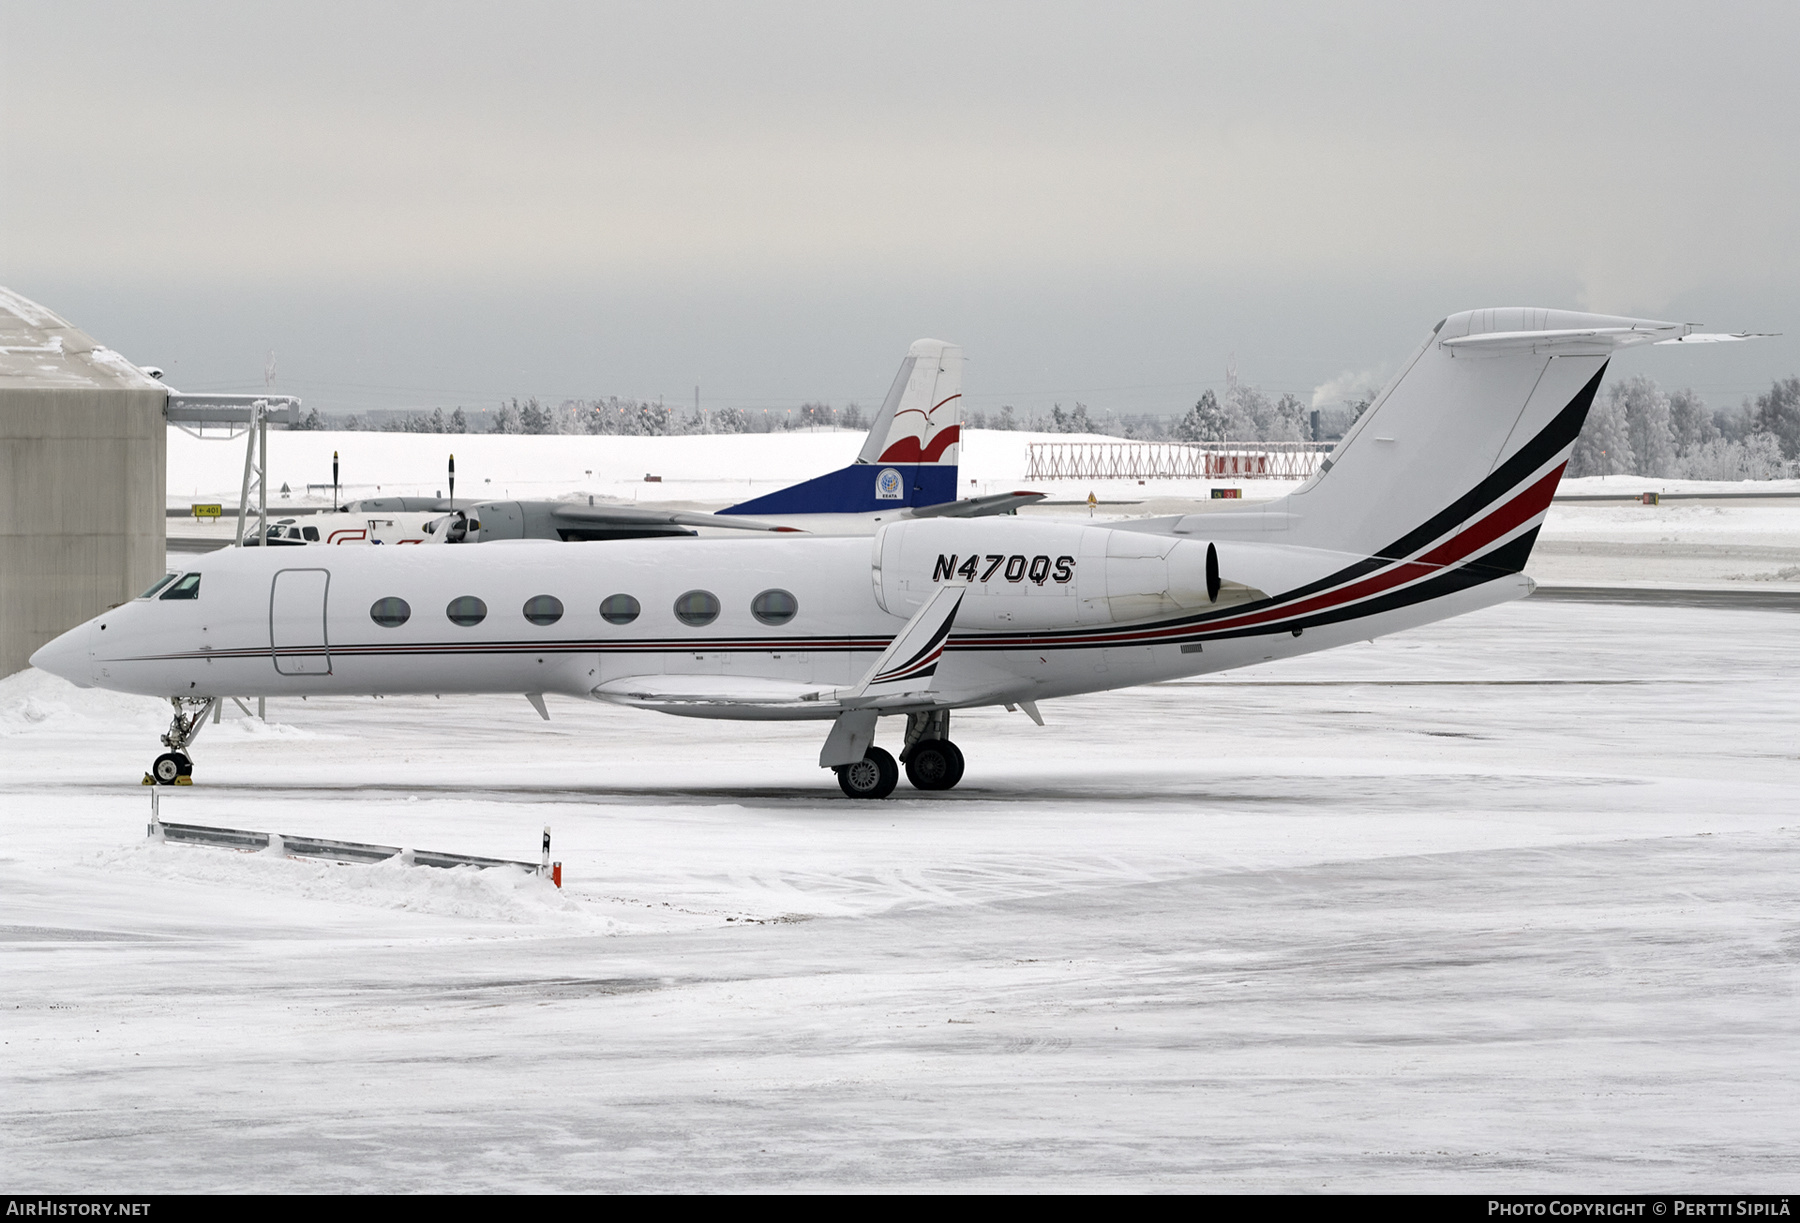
[0, 286, 164, 392]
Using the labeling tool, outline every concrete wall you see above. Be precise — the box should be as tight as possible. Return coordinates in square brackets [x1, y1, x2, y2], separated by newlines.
[1, 387, 167, 675]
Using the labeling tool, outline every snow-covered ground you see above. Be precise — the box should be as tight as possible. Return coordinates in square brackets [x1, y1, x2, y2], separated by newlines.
[1534, 500, 1800, 587]
[166, 427, 1308, 510]
[5, 598, 1798, 1191]
[168, 426, 1800, 512]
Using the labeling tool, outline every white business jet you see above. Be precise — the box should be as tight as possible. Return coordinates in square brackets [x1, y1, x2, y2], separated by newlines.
[31, 309, 1751, 797]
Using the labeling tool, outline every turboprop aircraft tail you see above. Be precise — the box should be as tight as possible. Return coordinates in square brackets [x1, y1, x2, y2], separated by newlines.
[1205, 309, 1718, 572]
[719, 339, 963, 516]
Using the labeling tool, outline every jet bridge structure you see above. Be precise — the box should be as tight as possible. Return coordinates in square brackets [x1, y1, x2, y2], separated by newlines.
[164, 394, 302, 546]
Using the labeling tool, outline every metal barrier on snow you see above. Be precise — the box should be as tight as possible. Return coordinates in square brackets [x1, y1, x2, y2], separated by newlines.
[1023, 441, 1332, 482]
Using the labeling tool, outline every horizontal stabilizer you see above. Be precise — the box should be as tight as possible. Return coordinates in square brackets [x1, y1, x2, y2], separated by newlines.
[1654, 331, 1779, 345]
[906, 491, 1047, 519]
[550, 504, 801, 533]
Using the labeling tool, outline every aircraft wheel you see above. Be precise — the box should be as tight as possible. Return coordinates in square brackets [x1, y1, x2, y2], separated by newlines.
[904, 739, 964, 791]
[151, 752, 188, 785]
[836, 747, 898, 799]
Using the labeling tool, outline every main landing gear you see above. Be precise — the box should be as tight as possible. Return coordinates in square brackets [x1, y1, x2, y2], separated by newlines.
[835, 746, 899, 799]
[144, 697, 216, 786]
[834, 710, 967, 800]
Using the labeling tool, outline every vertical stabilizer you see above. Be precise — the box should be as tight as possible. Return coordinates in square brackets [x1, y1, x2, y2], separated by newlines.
[1233, 309, 1692, 569]
[720, 339, 963, 515]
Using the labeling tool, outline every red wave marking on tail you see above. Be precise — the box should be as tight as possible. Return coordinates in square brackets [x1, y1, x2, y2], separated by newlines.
[879, 425, 961, 464]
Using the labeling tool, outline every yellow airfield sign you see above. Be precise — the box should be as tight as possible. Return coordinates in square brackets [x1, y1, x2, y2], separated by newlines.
[191, 504, 223, 519]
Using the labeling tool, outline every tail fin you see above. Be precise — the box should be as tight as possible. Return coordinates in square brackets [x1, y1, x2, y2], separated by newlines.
[1240, 309, 1692, 568]
[720, 339, 963, 515]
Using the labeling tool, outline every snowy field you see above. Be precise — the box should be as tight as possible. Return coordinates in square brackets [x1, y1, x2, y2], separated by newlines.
[4, 598, 1798, 1191]
[1534, 500, 1800, 587]
[165, 427, 1310, 510]
[167, 426, 1800, 513]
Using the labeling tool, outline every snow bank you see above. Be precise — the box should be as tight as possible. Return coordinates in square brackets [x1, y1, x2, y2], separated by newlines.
[0, 670, 322, 741]
[1541, 502, 1800, 543]
[97, 837, 620, 930]
[1555, 475, 1800, 497]
[0, 668, 166, 736]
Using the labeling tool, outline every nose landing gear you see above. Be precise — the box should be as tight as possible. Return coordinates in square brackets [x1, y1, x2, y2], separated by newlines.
[143, 696, 217, 785]
[150, 752, 192, 785]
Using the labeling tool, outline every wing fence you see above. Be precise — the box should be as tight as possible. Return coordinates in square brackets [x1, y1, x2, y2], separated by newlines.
[1023, 441, 1333, 481]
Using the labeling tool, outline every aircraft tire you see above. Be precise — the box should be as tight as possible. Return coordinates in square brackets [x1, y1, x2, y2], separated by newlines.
[836, 747, 898, 799]
[151, 752, 186, 785]
[904, 739, 964, 791]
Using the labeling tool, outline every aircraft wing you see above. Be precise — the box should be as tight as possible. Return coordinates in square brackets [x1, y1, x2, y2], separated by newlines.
[595, 586, 968, 719]
[905, 491, 1046, 519]
[592, 674, 839, 716]
[551, 505, 802, 533]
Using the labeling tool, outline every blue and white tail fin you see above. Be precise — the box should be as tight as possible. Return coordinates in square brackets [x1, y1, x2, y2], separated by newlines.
[720, 339, 963, 516]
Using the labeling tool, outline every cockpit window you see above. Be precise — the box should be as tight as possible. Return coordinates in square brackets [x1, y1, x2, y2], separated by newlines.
[160, 573, 202, 601]
[138, 574, 178, 599]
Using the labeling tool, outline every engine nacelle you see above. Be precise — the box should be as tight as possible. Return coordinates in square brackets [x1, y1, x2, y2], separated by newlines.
[872, 518, 1261, 630]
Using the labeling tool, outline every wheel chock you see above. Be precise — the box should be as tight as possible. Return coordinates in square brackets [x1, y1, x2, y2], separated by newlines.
[141, 774, 154, 786]
[174, 776, 194, 786]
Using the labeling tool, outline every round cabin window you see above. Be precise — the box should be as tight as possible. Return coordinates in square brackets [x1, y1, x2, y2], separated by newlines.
[600, 594, 640, 625]
[369, 597, 411, 628]
[523, 594, 563, 626]
[446, 595, 488, 627]
[673, 590, 720, 627]
[751, 588, 798, 626]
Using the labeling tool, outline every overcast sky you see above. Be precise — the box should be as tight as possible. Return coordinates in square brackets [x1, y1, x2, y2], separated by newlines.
[4, 1, 1798, 419]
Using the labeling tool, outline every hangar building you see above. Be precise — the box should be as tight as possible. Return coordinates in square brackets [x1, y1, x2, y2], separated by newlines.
[0, 288, 166, 677]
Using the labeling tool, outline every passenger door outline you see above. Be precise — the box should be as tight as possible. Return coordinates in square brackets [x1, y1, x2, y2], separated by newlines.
[270, 568, 332, 675]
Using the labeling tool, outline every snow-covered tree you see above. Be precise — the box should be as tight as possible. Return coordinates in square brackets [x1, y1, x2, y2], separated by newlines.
[1678, 432, 1787, 480]
[1667, 388, 1717, 457]
[1753, 376, 1800, 459]
[518, 398, 552, 434]
[1174, 390, 1229, 442]
[1267, 392, 1311, 444]
[1612, 376, 1675, 477]
[1049, 402, 1091, 434]
[1222, 385, 1266, 441]
[1569, 391, 1633, 477]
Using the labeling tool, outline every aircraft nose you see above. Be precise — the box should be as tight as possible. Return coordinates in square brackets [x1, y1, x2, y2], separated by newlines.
[29, 621, 94, 687]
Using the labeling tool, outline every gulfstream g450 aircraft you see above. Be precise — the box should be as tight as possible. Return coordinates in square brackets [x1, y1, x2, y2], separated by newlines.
[30, 309, 1756, 797]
